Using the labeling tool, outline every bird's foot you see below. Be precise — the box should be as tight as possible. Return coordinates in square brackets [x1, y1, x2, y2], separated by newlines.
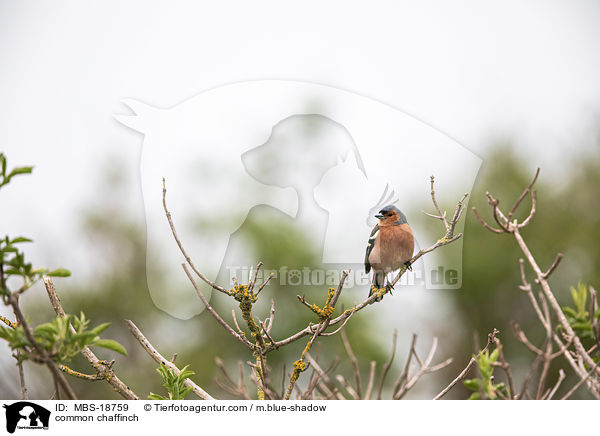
[404, 260, 413, 272]
[370, 285, 386, 302]
[385, 281, 394, 296]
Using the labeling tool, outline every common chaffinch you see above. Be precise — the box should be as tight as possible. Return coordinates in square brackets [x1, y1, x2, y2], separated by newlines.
[365, 205, 414, 295]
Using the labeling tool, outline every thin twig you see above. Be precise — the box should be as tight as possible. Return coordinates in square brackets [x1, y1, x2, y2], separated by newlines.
[340, 329, 362, 399]
[511, 321, 543, 355]
[507, 167, 540, 223]
[560, 360, 600, 400]
[493, 337, 515, 399]
[539, 253, 563, 281]
[393, 334, 417, 397]
[182, 264, 254, 350]
[266, 299, 275, 335]
[517, 189, 537, 228]
[395, 337, 451, 399]
[336, 374, 359, 399]
[126, 319, 214, 400]
[162, 179, 230, 295]
[543, 369, 565, 400]
[363, 361, 376, 400]
[16, 356, 28, 399]
[305, 354, 344, 400]
[472, 207, 505, 234]
[377, 330, 398, 400]
[434, 328, 499, 400]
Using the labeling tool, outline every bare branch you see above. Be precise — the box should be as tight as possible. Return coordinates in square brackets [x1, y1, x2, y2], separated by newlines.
[231, 310, 245, 336]
[560, 359, 600, 400]
[493, 336, 515, 399]
[248, 261, 262, 294]
[336, 374, 360, 400]
[538, 253, 563, 281]
[395, 337, 452, 399]
[284, 272, 349, 399]
[126, 319, 214, 400]
[511, 321, 543, 355]
[429, 175, 450, 231]
[472, 206, 504, 234]
[162, 179, 230, 295]
[318, 310, 354, 336]
[392, 334, 417, 399]
[182, 263, 254, 350]
[340, 329, 362, 399]
[543, 369, 565, 400]
[517, 189, 537, 228]
[305, 354, 344, 400]
[513, 227, 600, 379]
[434, 328, 499, 400]
[256, 272, 274, 296]
[589, 286, 600, 353]
[364, 361, 376, 400]
[507, 167, 540, 223]
[485, 192, 510, 232]
[377, 330, 398, 400]
[517, 355, 542, 400]
[16, 355, 28, 399]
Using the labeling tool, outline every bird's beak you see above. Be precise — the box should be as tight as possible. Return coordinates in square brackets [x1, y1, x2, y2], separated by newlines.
[375, 213, 384, 219]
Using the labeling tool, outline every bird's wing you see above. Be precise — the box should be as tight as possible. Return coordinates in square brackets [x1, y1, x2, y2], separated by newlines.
[364, 225, 379, 273]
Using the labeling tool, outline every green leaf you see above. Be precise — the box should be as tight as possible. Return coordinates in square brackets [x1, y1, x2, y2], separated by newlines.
[562, 307, 578, 318]
[34, 323, 57, 336]
[570, 283, 588, 317]
[148, 393, 167, 400]
[490, 348, 499, 363]
[92, 339, 127, 355]
[47, 268, 71, 277]
[572, 321, 592, 331]
[72, 331, 99, 344]
[10, 237, 33, 244]
[467, 392, 480, 400]
[90, 322, 111, 336]
[7, 166, 34, 180]
[463, 379, 480, 391]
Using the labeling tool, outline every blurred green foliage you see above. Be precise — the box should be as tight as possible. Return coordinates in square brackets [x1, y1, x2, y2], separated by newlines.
[149, 365, 195, 400]
[437, 144, 600, 399]
[0, 313, 125, 364]
[561, 283, 600, 350]
[464, 348, 508, 400]
[0, 154, 126, 396]
[3, 140, 600, 400]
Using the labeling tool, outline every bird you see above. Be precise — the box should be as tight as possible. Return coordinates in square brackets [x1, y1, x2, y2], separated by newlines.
[365, 205, 414, 297]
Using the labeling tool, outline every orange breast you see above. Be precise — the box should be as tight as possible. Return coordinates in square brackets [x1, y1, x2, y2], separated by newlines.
[369, 224, 414, 272]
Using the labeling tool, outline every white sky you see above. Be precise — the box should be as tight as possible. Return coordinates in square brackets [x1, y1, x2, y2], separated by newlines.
[1, 0, 599, 300]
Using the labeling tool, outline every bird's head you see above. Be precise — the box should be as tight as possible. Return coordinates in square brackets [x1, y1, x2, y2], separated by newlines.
[375, 205, 408, 226]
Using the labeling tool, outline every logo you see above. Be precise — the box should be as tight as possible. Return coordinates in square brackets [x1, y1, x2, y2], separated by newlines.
[3, 402, 50, 433]
[115, 80, 481, 319]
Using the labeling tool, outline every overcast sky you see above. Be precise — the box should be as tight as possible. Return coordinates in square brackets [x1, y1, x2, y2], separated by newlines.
[1, 0, 599, 281]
